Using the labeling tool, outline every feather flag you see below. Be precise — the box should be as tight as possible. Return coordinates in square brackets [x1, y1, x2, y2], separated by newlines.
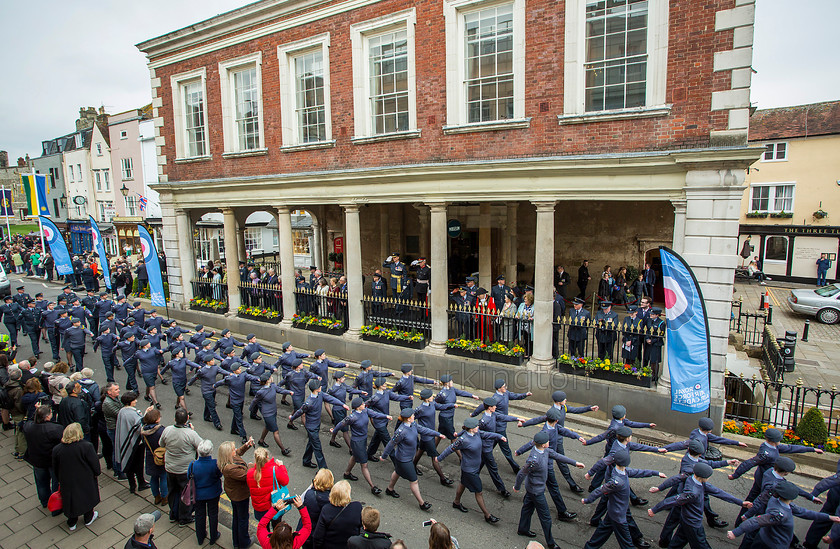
[39, 216, 73, 275]
[138, 225, 166, 307]
[90, 216, 112, 290]
[0, 189, 12, 217]
[21, 174, 51, 217]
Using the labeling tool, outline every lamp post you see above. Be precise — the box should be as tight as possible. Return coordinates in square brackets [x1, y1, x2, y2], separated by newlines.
[119, 183, 129, 197]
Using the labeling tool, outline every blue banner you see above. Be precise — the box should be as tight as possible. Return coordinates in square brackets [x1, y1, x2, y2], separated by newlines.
[659, 246, 711, 413]
[89, 216, 111, 290]
[138, 225, 165, 307]
[0, 189, 11, 217]
[39, 216, 74, 276]
[36, 175, 50, 217]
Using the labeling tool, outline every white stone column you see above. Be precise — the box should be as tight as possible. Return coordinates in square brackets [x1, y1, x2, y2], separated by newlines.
[342, 204, 364, 337]
[428, 203, 449, 352]
[506, 203, 518, 284]
[173, 207, 195, 304]
[221, 208, 241, 310]
[311, 218, 322, 270]
[276, 206, 297, 326]
[530, 201, 556, 369]
[479, 202, 492, 289]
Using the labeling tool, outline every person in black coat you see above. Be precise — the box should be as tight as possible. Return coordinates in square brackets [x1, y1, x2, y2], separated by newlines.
[552, 291, 566, 358]
[554, 266, 571, 298]
[347, 507, 392, 549]
[577, 260, 591, 300]
[52, 422, 101, 529]
[135, 261, 148, 295]
[312, 480, 363, 549]
[299, 469, 334, 549]
[23, 404, 64, 508]
[58, 381, 91, 437]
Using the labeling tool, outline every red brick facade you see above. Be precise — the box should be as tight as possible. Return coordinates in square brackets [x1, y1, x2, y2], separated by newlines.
[146, 0, 738, 182]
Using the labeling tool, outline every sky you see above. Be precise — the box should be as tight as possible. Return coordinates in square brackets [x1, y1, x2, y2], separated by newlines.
[0, 0, 838, 161]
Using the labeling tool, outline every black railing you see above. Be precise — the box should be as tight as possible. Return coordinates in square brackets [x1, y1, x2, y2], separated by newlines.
[362, 296, 431, 341]
[292, 287, 348, 332]
[447, 305, 532, 355]
[724, 372, 840, 437]
[239, 282, 283, 319]
[762, 326, 786, 382]
[191, 278, 228, 304]
[729, 299, 767, 346]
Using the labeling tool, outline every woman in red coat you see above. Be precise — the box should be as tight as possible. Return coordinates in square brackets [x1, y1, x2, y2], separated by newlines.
[247, 447, 290, 522]
[257, 496, 311, 549]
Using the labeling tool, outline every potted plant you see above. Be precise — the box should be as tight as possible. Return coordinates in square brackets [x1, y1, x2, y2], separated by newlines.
[770, 211, 793, 218]
[238, 305, 282, 324]
[291, 313, 345, 333]
[189, 297, 228, 313]
[555, 355, 653, 388]
[814, 209, 828, 220]
[444, 338, 526, 365]
[360, 324, 426, 349]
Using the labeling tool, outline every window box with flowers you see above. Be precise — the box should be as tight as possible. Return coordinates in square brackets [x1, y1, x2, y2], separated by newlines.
[746, 211, 769, 219]
[445, 339, 526, 366]
[360, 325, 426, 349]
[189, 297, 228, 314]
[238, 305, 282, 324]
[769, 211, 794, 219]
[555, 355, 652, 388]
[291, 313, 346, 333]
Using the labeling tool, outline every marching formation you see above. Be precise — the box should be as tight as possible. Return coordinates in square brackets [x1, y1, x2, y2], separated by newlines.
[5, 281, 840, 549]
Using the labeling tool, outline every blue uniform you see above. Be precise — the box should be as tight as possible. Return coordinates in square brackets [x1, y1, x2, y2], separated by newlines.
[240, 341, 272, 359]
[290, 392, 345, 469]
[515, 447, 579, 547]
[41, 308, 61, 360]
[189, 331, 213, 348]
[434, 385, 475, 439]
[249, 383, 293, 432]
[309, 358, 346, 392]
[471, 389, 529, 473]
[282, 369, 320, 412]
[586, 417, 653, 491]
[335, 408, 389, 464]
[188, 364, 232, 428]
[327, 382, 365, 432]
[366, 389, 412, 458]
[161, 357, 201, 396]
[112, 301, 130, 321]
[733, 496, 829, 548]
[93, 332, 120, 382]
[478, 411, 518, 492]
[144, 315, 166, 334]
[439, 430, 504, 485]
[136, 347, 163, 386]
[275, 350, 309, 376]
[524, 402, 595, 487]
[215, 371, 261, 439]
[213, 335, 244, 353]
[118, 339, 139, 391]
[165, 325, 190, 342]
[414, 401, 453, 458]
[737, 469, 816, 549]
[354, 369, 392, 400]
[383, 421, 441, 482]
[392, 373, 436, 411]
[583, 468, 661, 549]
[64, 325, 93, 371]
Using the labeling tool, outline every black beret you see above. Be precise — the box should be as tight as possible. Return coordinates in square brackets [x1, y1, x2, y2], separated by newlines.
[360, 360, 372, 369]
[774, 480, 799, 500]
[463, 418, 480, 429]
[483, 396, 499, 407]
[765, 428, 783, 442]
[400, 363, 412, 373]
[612, 405, 626, 419]
[552, 391, 567, 402]
[440, 374, 452, 383]
[494, 379, 506, 390]
[698, 418, 715, 431]
[420, 389, 433, 400]
[399, 408, 414, 419]
[616, 426, 633, 438]
[534, 431, 550, 445]
[308, 379, 320, 391]
[613, 450, 631, 467]
[693, 463, 713, 478]
[546, 408, 562, 422]
[351, 397, 364, 409]
[689, 439, 705, 455]
[775, 456, 795, 473]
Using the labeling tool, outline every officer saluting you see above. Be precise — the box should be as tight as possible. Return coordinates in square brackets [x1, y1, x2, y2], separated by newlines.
[568, 297, 590, 357]
[410, 257, 431, 305]
[383, 252, 408, 297]
[594, 301, 619, 360]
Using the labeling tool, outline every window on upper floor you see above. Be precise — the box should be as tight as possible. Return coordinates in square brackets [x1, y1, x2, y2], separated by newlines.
[121, 158, 133, 180]
[125, 196, 138, 217]
[278, 34, 333, 149]
[244, 228, 262, 251]
[750, 183, 795, 214]
[68, 165, 74, 182]
[762, 142, 787, 162]
[120, 130, 128, 140]
[77, 164, 82, 181]
[96, 143, 103, 156]
[171, 68, 210, 159]
[95, 170, 102, 191]
[99, 200, 114, 223]
[103, 169, 110, 191]
[219, 53, 265, 154]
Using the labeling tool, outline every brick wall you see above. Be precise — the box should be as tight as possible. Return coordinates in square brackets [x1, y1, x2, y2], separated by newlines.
[149, 0, 737, 182]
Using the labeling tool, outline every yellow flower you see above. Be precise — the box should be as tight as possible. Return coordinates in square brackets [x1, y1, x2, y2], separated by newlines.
[604, 359, 611, 366]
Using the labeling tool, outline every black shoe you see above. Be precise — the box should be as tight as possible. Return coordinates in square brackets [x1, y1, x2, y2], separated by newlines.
[485, 514, 499, 524]
[1, 423, 13, 431]
[250, 415, 261, 421]
[137, 483, 151, 491]
[658, 541, 670, 548]
[708, 517, 729, 528]
[452, 502, 469, 513]
[558, 510, 577, 521]
[226, 403, 232, 409]
[209, 533, 221, 545]
[230, 430, 238, 435]
[281, 448, 292, 457]
[440, 477, 454, 486]
[302, 462, 317, 469]
[588, 485, 596, 493]
[184, 388, 190, 395]
[215, 425, 223, 431]
[160, 379, 168, 385]
[371, 486, 382, 495]
[634, 540, 651, 548]
[368, 455, 380, 463]
[144, 396, 152, 402]
[570, 484, 584, 494]
[385, 488, 400, 498]
[518, 530, 537, 538]
[287, 422, 298, 430]
[499, 490, 511, 498]
[344, 473, 358, 481]
[257, 441, 269, 448]
[589, 520, 600, 527]
[547, 544, 560, 549]
[419, 502, 432, 511]
[329, 441, 341, 448]
[631, 498, 648, 507]
[154, 403, 161, 410]
[416, 469, 423, 476]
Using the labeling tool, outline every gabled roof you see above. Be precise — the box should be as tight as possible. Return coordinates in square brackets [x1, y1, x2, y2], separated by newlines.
[749, 100, 840, 141]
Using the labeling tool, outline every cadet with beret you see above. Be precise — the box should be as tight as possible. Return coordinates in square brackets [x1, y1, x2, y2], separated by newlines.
[412, 388, 456, 486]
[310, 349, 346, 393]
[382, 408, 444, 510]
[333, 397, 391, 495]
[187, 357, 232, 431]
[327, 371, 366, 450]
[354, 360, 393, 401]
[281, 359, 320, 424]
[143, 309, 167, 335]
[160, 348, 201, 414]
[213, 361, 260, 444]
[93, 325, 120, 382]
[568, 297, 591, 357]
[515, 431, 585, 549]
[65, 317, 93, 371]
[240, 334, 272, 360]
[213, 329, 244, 353]
[245, 353, 275, 403]
[251, 372, 294, 454]
[585, 405, 656, 495]
[471, 379, 532, 474]
[1, 295, 23, 346]
[196, 339, 224, 366]
[476, 396, 523, 498]
[289, 380, 347, 469]
[113, 294, 130, 321]
[392, 363, 437, 411]
[163, 331, 198, 359]
[136, 339, 164, 408]
[189, 324, 214, 349]
[20, 298, 42, 356]
[366, 377, 413, 461]
[117, 331, 139, 391]
[434, 374, 480, 445]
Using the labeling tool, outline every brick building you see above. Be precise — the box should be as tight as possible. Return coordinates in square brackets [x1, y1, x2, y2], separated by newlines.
[138, 0, 763, 429]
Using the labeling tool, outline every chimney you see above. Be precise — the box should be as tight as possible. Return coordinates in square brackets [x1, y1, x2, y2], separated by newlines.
[75, 106, 99, 131]
[0, 151, 7, 168]
[17, 157, 25, 167]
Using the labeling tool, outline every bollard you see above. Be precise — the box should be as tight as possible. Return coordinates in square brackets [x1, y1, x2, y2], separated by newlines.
[760, 292, 766, 309]
[766, 304, 773, 325]
[802, 319, 810, 342]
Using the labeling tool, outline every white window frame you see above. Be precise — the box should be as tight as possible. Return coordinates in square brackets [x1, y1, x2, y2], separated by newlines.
[761, 141, 788, 162]
[121, 158, 134, 180]
[103, 169, 110, 191]
[218, 52, 266, 156]
[277, 33, 334, 151]
[244, 227, 262, 251]
[95, 170, 102, 191]
[749, 182, 796, 214]
[125, 195, 138, 217]
[763, 235, 789, 264]
[560, 0, 670, 123]
[68, 165, 74, 182]
[120, 130, 128, 140]
[443, 0, 528, 133]
[96, 143, 102, 156]
[171, 67, 211, 160]
[350, 9, 419, 142]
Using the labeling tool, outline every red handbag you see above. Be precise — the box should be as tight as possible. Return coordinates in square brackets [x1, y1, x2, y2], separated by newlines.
[48, 487, 63, 516]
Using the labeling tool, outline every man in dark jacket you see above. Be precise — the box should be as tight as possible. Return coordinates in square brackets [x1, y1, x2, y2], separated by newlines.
[347, 507, 392, 549]
[23, 405, 64, 507]
[58, 381, 91, 437]
[135, 260, 148, 295]
[125, 511, 161, 549]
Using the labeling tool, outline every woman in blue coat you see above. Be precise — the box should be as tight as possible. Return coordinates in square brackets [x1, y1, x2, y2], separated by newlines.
[191, 439, 222, 545]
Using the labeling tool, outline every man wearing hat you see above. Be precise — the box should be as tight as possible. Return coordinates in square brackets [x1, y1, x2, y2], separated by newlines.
[57, 285, 78, 306]
[333, 397, 390, 494]
[190, 325, 215, 349]
[136, 339, 165, 407]
[213, 329, 244, 354]
[250, 372, 294, 454]
[354, 360, 393, 401]
[20, 298, 42, 356]
[366, 377, 413, 460]
[515, 431, 585, 548]
[165, 320, 190, 343]
[117, 331, 140, 392]
[568, 297, 590, 357]
[65, 317, 94, 372]
[370, 271, 387, 316]
[471, 379, 532, 474]
[650, 462, 748, 549]
[282, 359, 321, 426]
[434, 374, 480, 444]
[196, 339, 225, 366]
[161, 348, 201, 414]
[450, 285, 472, 336]
[126, 510, 163, 548]
[113, 294, 130, 322]
[144, 309, 166, 335]
[187, 357, 232, 431]
[585, 405, 656, 496]
[241, 333, 272, 361]
[383, 252, 408, 299]
[275, 342, 310, 378]
[620, 305, 643, 366]
[327, 371, 366, 449]
[13, 286, 31, 309]
[0, 295, 23, 346]
[393, 363, 436, 411]
[594, 300, 619, 360]
[412, 388, 456, 486]
[163, 330, 198, 359]
[464, 276, 478, 306]
[582, 450, 664, 549]
[289, 380, 348, 468]
[410, 257, 431, 305]
[477, 396, 523, 497]
[310, 349, 347, 393]
[40, 301, 62, 361]
[382, 407, 443, 510]
[94, 292, 114, 329]
[214, 360, 261, 444]
[491, 275, 510, 310]
[643, 307, 666, 381]
[129, 301, 151, 327]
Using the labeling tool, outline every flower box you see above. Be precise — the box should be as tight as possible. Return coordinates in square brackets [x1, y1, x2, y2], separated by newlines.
[296, 323, 342, 334]
[190, 305, 227, 314]
[362, 334, 426, 349]
[555, 361, 652, 388]
[240, 312, 282, 324]
[445, 347, 525, 365]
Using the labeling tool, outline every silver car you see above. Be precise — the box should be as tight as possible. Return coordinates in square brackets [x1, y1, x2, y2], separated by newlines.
[788, 283, 840, 324]
[0, 263, 9, 297]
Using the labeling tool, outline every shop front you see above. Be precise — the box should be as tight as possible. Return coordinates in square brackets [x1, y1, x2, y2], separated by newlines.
[739, 225, 840, 284]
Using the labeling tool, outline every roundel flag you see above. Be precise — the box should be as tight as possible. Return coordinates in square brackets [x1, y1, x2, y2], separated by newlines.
[89, 216, 112, 290]
[137, 225, 166, 307]
[659, 246, 710, 414]
[39, 216, 74, 276]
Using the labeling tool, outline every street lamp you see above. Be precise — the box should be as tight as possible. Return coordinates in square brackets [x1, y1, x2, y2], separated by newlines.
[59, 193, 67, 209]
[119, 183, 129, 197]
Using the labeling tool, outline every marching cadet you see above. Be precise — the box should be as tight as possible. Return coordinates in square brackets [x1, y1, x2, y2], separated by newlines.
[354, 360, 393, 401]
[1, 295, 23, 346]
[382, 252, 408, 299]
[69, 297, 92, 329]
[327, 371, 366, 449]
[594, 300, 619, 360]
[434, 374, 480, 446]
[81, 290, 99, 335]
[118, 331, 140, 392]
[213, 361, 260, 444]
[410, 257, 431, 305]
[165, 319, 190, 342]
[728, 480, 839, 549]
[644, 307, 666, 381]
[437, 417, 504, 523]
[471, 379, 532, 474]
[187, 356, 231, 431]
[620, 305, 643, 365]
[213, 328, 244, 353]
[93, 326, 120, 383]
[282, 358, 320, 425]
[393, 363, 437, 412]
[120, 317, 146, 340]
[189, 324, 215, 349]
[163, 330, 198, 358]
[516, 407, 584, 521]
[491, 274, 510, 310]
[568, 297, 590, 357]
[41, 300, 61, 361]
[805, 459, 840, 549]
[57, 284, 78, 305]
[241, 333, 273, 360]
[220, 347, 248, 376]
[93, 291, 114, 330]
[310, 349, 347, 392]
[515, 431, 585, 549]
[130, 300, 151, 326]
[99, 311, 122, 339]
[366, 377, 413, 460]
[196, 339, 224, 365]
[332, 397, 390, 494]
[275, 341, 310, 405]
[113, 294, 130, 321]
[476, 396, 523, 498]
[136, 339, 164, 408]
[650, 462, 749, 549]
[246, 352, 275, 403]
[251, 372, 294, 454]
[144, 309, 167, 334]
[412, 388, 456, 486]
[160, 348, 200, 413]
[65, 317, 93, 371]
[382, 408, 444, 510]
[20, 299, 42, 356]
[289, 380, 347, 469]
[13, 286, 31, 309]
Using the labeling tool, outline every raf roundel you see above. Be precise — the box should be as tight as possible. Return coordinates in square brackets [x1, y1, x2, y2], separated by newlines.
[140, 233, 153, 260]
[42, 224, 55, 241]
[662, 267, 695, 331]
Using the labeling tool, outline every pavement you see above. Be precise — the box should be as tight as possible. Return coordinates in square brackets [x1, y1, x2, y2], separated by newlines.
[1, 272, 836, 549]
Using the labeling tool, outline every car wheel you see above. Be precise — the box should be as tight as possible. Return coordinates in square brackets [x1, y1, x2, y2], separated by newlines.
[817, 308, 840, 325]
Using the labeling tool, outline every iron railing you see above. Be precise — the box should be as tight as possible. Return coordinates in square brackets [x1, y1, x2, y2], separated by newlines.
[729, 299, 768, 346]
[762, 325, 787, 382]
[191, 278, 228, 303]
[292, 287, 348, 330]
[362, 296, 431, 341]
[239, 282, 283, 318]
[724, 372, 840, 437]
[447, 304, 533, 355]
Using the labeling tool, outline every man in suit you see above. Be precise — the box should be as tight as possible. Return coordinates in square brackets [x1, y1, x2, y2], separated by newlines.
[491, 274, 510, 311]
[577, 260, 591, 300]
[554, 266, 571, 299]
[568, 297, 590, 357]
[410, 257, 431, 305]
[642, 263, 656, 300]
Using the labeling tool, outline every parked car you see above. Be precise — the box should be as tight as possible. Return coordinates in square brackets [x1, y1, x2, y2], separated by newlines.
[788, 283, 840, 324]
[0, 263, 9, 297]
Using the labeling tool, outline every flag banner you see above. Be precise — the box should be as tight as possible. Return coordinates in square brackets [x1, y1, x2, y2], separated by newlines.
[138, 225, 165, 307]
[90, 216, 112, 290]
[21, 174, 50, 217]
[39, 216, 73, 275]
[139, 195, 148, 212]
[0, 189, 12, 217]
[659, 246, 711, 414]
